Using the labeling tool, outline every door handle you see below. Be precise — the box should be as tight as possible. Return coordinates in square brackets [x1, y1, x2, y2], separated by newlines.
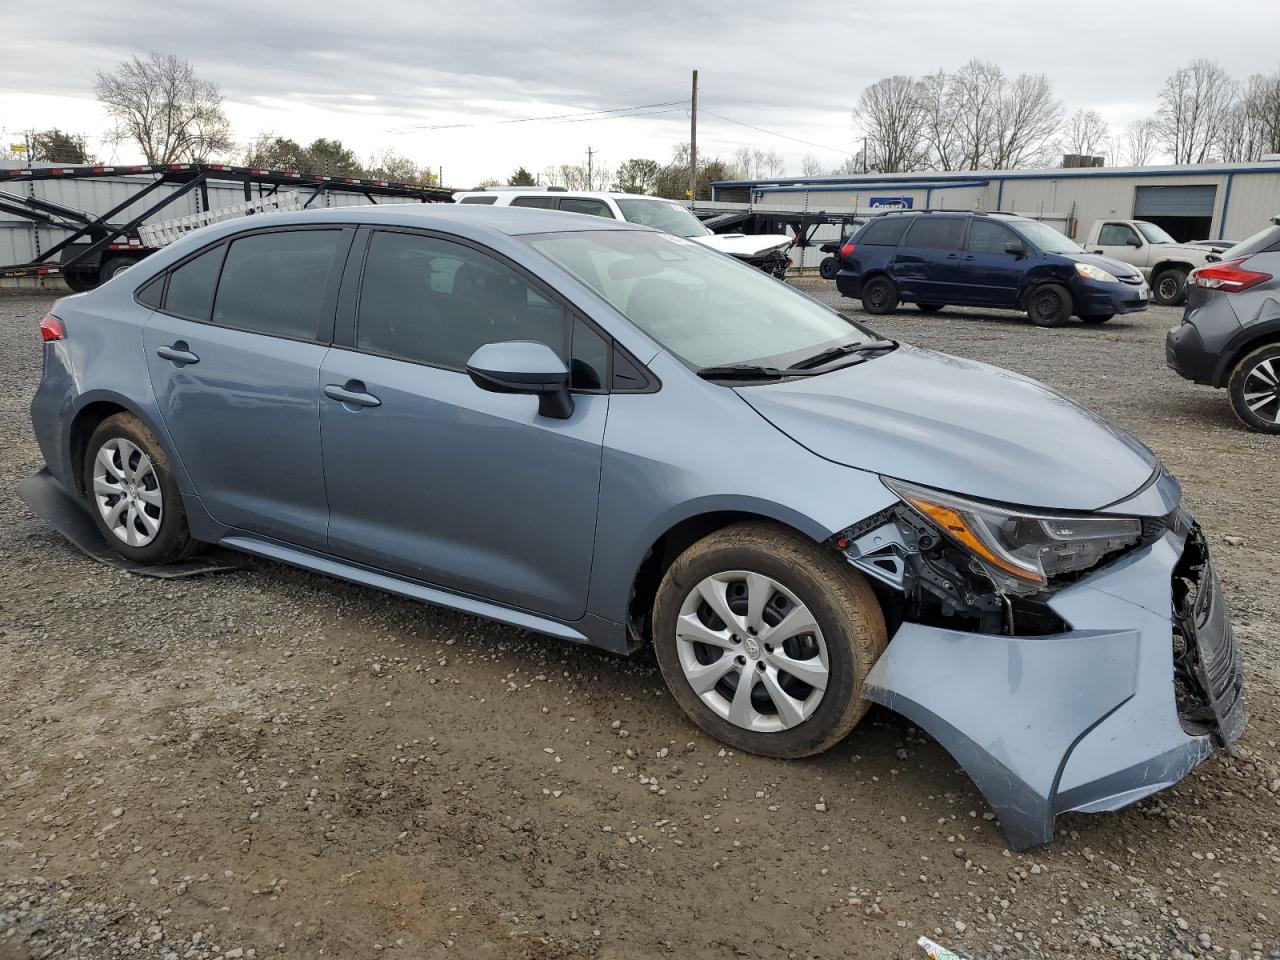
[962, 255, 976, 261]
[156, 342, 199, 365]
[324, 382, 381, 408]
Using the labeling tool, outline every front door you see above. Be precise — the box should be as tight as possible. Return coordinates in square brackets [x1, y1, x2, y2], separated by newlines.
[1093, 221, 1148, 268]
[318, 229, 610, 621]
[957, 219, 1025, 306]
[142, 227, 350, 549]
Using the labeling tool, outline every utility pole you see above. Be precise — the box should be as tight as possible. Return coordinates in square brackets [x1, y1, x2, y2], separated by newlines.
[586, 146, 595, 189]
[689, 69, 698, 200]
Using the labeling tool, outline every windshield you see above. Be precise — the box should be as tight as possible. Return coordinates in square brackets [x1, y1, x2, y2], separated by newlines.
[1135, 221, 1176, 244]
[526, 230, 869, 369]
[1011, 219, 1082, 254]
[614, 197, 712, 238]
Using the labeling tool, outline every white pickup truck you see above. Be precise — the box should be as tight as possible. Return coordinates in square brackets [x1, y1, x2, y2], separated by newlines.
[1082, 219, 1216, 306]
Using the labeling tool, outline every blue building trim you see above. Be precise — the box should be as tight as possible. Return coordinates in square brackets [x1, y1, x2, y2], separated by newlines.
[749, 180, 989, 197]
[1218, 174, 1235, 240]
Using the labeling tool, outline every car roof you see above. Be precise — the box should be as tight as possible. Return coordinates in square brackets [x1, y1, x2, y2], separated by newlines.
[453, 190, 675, 202]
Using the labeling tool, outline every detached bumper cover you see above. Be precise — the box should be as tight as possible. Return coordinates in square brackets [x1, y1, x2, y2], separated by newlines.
[863, 519, 1244, 850]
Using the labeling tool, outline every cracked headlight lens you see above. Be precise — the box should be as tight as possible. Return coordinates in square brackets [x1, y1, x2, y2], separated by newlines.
[883, 478, 1142, 587]
[1075, 262, 1119, 283]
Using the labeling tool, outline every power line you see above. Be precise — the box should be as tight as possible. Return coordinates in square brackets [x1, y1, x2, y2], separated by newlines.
[410, 99, 686, 132]
[699, 109, 850, 155]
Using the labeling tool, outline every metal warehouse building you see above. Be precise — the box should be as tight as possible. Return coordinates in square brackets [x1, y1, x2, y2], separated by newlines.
[710, 160, 1280, 249]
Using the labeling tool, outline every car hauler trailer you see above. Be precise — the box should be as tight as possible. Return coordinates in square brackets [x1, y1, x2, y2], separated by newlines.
[1, 163, 452, 290]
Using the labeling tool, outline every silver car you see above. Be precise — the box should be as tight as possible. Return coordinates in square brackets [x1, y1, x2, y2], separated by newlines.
[29, 205, 1245, 849]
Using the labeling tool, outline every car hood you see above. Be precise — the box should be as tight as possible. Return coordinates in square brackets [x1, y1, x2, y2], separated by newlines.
[1063, 252, 1144, 280]
[735, 345, 1159, 512]
[692, 233, 791, 258]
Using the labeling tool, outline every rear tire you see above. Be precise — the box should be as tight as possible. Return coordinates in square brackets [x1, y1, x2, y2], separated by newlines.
[818, 256, 840, 280]
[83, 413, 202, 564]
[1079, 313, 1114, 324]
[1153, 268, 1188, 306]
[651, 522, 888, 759]
[860, 276, 899, 315]
[1228, 344, 1280, 434]
[1027, 283, 1072, 327]
[915, 302, 945, 313]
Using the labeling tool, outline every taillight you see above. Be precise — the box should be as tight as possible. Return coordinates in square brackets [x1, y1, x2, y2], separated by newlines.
[39, 314, 65, 342]
[840, 242, 856, 258]
[1189, 258, 1272, 293]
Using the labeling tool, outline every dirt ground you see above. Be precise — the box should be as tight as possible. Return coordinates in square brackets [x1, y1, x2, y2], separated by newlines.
[1, 283, 1278, 960]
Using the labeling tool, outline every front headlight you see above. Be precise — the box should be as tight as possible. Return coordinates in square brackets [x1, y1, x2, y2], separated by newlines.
[883, 478, 1142, 588]
[1075, 262, 1119, 283]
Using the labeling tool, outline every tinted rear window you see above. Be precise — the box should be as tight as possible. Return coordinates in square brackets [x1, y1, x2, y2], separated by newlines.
[1222, 224, 1280, 261]
[458, 195, 498, 205]
[858, 217, 911, 246]
[511, 196, 558, 209]
[163, 245, 224, 320]
[903, 217, 967, 250]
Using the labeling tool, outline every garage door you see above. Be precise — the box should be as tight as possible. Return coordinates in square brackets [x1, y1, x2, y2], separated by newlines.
[1133, 185, 1217, 217]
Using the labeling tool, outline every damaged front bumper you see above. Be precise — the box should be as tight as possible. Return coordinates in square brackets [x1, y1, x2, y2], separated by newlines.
[857, 515, 1245, 850]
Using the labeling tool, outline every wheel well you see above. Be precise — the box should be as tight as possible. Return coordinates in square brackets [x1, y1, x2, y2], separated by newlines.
[1218, 330, 1280, 386]
[1152, 261, 1193, 278]
[626, 511, 806, 647]
[68, 401, 129, 497]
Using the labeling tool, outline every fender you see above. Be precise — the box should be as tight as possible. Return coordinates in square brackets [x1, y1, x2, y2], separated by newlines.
[1212, 314, 1280, 387]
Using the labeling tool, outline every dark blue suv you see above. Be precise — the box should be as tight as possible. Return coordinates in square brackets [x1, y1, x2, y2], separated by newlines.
[835, 211, 1151, 327]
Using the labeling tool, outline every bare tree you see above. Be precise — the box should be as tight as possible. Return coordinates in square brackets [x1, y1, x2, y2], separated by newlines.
[1155, 59, 1235, 163]
[366, 148, 435, 184]
[1220, 72, 1280, 161]
[759, 149, 785, 177]
[1123, 119, 1160, 165]
[918, 69, 960, 170]
[800, 153, 824, 177]
[853, 75, 928, 173]
[949, 60, 1005, 169]
[1061, 109, 1109, 159]
[989, 73, 1062, 169]
[95, 53, 232, 163]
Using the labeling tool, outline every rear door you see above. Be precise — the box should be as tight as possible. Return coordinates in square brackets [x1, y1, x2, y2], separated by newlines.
[897, 216, 969, 302]
[142, 226, 351, 549]
[959, 219, 1025, 306]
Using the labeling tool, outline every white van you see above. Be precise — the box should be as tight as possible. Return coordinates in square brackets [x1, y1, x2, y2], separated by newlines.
[452, 189, 793, 278]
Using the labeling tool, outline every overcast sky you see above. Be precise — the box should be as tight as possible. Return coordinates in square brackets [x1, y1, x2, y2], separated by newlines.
[1, 0, 1278, 187]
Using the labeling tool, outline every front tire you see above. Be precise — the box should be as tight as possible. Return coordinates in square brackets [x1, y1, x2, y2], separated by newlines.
[1027, 283, 1072, 327]
[1228, 344, 1280, 433]
[1153, 268, 1188, 306]
[652, 523, 887, 758]
[83, 413, 202, 564]
[860, 276, 899, 315]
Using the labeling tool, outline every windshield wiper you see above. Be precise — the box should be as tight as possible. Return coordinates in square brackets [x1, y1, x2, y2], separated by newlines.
[786, 338, 898, 371]
[696, 363, 822, 381]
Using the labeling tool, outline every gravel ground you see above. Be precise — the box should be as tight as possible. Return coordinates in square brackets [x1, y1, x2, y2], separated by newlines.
[1, 283, 1277, 960]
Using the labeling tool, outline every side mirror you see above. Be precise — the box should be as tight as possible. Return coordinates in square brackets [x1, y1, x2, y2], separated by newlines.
[466, 340, 573, 420]
[1126, 236, 1143, 247]
[1004, 241, 1026, 258]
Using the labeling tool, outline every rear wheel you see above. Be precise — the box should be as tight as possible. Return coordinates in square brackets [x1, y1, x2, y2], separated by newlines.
[915, 302, 945, 313]
[83, 413, 202, 564]
[1153, 268, 1188, 306]
[1228, 344, 1280, 433]
[818, 256, 840, 280]
[1027, 283, 1072, 327]
[860, 276, 899, 315]
[652, 522, 887, 758]
[1079, 313, 1114, 324]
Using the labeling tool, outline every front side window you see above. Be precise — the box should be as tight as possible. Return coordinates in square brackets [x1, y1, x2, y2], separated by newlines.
[559, 197, 614, 219]
[903, 217, 967, 251]
[1013, 219, 1082, 254]
[614, 198, 711, 238]
[163, 245, 225, 321]
[527, 230, 870, 370]
[357, 230, 571, 373]
[1135, 221, 1176, 244]
[212, 230, 343, 339]
[511, 196, 557, 209]
[1098, 222, 1140, 246]
[966, 220, 1018, 255]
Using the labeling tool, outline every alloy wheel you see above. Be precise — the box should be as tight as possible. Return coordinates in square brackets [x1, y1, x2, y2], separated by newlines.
[92, 437, 163, 547]
[675, 571, 829, 733]
[1243, 357, 1280, 424]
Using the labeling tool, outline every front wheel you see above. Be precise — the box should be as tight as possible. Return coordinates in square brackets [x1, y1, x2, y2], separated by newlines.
[1152, 268, 1188, 306]
[652, 523, 887, 758]
[1027, 283, 1072, 327]
[83, 413, 203, 564]
[1228, 344, 1280, 433]
[860, 276, 899, 315]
